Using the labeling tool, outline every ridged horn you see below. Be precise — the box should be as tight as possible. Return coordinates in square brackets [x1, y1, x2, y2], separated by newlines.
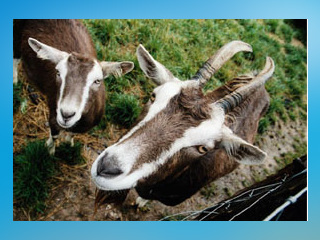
[215, 57, 275, 113]
[191, 41, 253, 85]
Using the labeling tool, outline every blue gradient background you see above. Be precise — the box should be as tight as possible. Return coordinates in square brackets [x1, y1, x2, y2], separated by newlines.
[3, 0, 317, 239]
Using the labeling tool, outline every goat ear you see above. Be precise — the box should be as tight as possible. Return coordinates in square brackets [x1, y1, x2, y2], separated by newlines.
[28, 38, 68, 64]
[219, 126, 267, 165]
[137, 44, 176, 85]
[100, 61, 134, 78]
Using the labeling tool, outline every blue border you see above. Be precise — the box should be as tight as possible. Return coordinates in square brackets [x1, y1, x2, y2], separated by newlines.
[4, 0, 318, 239]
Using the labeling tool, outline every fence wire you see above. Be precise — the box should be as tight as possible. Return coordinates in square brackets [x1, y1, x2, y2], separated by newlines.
[159, 169, 306, 221]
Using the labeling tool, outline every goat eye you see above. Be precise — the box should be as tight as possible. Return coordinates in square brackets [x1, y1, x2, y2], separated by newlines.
[197, 145, 208, 154]
[150, 93, 156, 102]
[94, 79, 101, 85]
[56, 71, 60, 77]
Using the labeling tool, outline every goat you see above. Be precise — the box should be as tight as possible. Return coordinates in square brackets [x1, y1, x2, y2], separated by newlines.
[91, 41, 275, 206]
[13, 20, 134, 154]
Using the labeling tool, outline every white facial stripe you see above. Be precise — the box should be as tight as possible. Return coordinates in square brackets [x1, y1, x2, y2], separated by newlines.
[86, 60, 104, 85]
[75, 60, 102, 117]
[91, 105, 225, 191]
[117, 81, 182, 143]
[56, 56, 69, 118]
[129, 114, 224, 181]
[118, 80, 196, 144]
[56, 59, 103, 128]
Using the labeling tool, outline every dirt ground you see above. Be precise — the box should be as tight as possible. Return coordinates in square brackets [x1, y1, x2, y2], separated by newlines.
[13, 72, 307, 221]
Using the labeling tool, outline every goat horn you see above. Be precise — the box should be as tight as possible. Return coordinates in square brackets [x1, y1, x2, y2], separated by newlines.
[215, 56, 275, 114]
[192, 41, 252, 85]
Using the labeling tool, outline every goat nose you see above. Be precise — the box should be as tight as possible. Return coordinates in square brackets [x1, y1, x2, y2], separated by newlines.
[61, 110, 76, 121]
[97, 156, 123, 178]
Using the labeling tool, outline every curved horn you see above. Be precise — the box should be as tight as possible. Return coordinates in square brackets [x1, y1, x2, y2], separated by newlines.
[215, 56, 275, 113]
[192, 41, 252, 85]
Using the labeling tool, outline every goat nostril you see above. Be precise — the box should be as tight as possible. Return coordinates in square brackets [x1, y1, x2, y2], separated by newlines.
[99, 168, 123, 177]
[97, 157, 123, 178]
[61, 110, 76, 121]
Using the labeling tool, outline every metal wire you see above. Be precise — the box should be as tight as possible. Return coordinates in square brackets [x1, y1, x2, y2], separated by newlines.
[263, 187, 307, 221]
[158, 168, 306, 221]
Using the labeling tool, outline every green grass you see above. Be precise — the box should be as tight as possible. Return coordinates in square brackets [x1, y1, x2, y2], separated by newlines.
[105, 92, 141, 128]
[82, 19, 307, 135]
[275, 140, 307, 169]
[13, 140, 56, 215]
[55, 142, 85, 165]
[13, 140, 84, 217]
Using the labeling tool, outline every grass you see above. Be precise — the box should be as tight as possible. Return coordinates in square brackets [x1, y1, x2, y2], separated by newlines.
[13, 140, 56, 216]
[105, 92, 141, 128]
[13, 140, 84, 218]
[200, 183, 217, 199]
[82, 19, 307, 135]
[55, 142, 85, 165]
[275, 139, 307, 169]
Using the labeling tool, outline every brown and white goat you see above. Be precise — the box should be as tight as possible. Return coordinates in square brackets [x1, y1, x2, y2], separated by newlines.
[13, 20, 134, 154]
[91, 41, 274, 206]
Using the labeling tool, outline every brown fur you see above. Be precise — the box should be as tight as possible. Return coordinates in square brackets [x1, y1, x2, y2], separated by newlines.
[14, 20, 105, 135]
[127, 86, 212, 172]
[135, 77, 270, 205]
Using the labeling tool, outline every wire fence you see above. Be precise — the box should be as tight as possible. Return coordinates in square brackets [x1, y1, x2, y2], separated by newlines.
[159, 168, 307, 221]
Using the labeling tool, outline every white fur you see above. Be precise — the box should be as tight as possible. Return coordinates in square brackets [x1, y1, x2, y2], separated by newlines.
[137, 44, 177, 85]
[64, 132, 74, 146]
[13, 58, 20, 84]
[136, 197, 149, 208]
[220, 125, 267, 164]
[117, 81, 184, 144]
[56, 60, 103, 128]
[45, 130, 58, 155]
[55, 57, 69, 127]
[91, 95, 226, 191]
[28, 38, 68, 64]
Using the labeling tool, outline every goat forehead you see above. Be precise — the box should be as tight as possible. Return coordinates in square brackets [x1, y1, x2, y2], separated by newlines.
[66, 55, 96, 81]
[119, 81, 211, 144]
[117, 81, 184, 143]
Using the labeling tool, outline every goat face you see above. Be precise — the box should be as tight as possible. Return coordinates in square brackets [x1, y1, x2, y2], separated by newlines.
[28, 38, 134, 130]
[91, 41, 275, 192]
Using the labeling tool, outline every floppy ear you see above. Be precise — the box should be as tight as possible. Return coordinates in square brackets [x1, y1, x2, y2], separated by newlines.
[28, 37, 68, 64]
[219, 126, 267, 165]
[100, 61, 134, 78]
[136, 44, 176, 85]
